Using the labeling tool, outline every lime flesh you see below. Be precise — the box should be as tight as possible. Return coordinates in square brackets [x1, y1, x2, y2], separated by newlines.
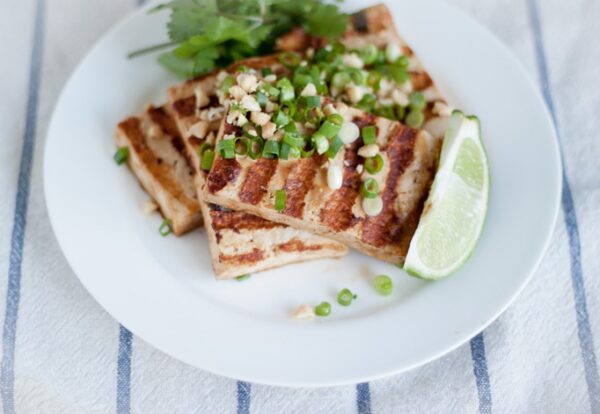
[404, 111, 489, 280]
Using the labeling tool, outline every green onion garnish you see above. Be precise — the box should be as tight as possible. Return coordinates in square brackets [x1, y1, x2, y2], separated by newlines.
[396, 55, 410, 68]
[113, 147, 129, 165]
[293, 73, 313, 90]
[361, 178, 380, 198]
[219, 76, 235, 93]
[361, 125, 377, 145]
[373, 275, 393, 296]
[236, 274, 251, 281]
[317, 120, 341, 139]
[235, 138, 249, 156]
[247, 137, 264, 160]
[405, 110, 424, 128]
[298, 95, 321, 110]
[159, 219, 172, 237]
[313, 134, 329, 155]
[201, 149, 215, 171]
[274, 189, 286, 212]
[261, 67, 273, 77]
[261, 83, 279, 98]
[326, 136, 344, 159]
[283, 133, 304, 148]
[262, 140, 281, 158]
[217, 139, 236, 159]
[409, 91, 426, 111]
[331, 72, 351, 89]
[315, 301, 331, 317]
[337, 288, 355, 306]
[327, 113, 344, 126]
[364, 154, 384, 174]
[256, 91, 268, 108]
[279, 142, 291, 160]
[360, 44, 379, 65]
[394, 105, 406, 121]
[273, 110, 290, 127]
[357, 93, 377, 111]
[276, 78, 295, 103]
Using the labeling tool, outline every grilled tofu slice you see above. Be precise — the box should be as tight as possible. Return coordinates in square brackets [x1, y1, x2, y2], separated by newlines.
[277, 3, 451, 139]
[115, 105, 202, 235]
[204, 103, 439, 266]
[167, 59, 348, 279]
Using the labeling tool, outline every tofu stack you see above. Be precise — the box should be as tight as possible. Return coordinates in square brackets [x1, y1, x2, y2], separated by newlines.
[114, 4, 453, 278]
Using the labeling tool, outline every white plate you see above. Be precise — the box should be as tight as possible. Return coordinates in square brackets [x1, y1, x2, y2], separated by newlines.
[44, 0, 561, 386]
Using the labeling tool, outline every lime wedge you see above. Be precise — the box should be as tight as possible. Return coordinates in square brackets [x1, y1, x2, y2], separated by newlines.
[404, 111, 489, 280]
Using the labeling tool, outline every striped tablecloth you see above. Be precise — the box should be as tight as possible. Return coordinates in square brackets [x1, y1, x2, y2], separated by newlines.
[1, 0, 599, 412]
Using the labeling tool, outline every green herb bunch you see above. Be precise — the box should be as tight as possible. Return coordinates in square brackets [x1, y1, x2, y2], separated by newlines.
[131, 0, 348, 78]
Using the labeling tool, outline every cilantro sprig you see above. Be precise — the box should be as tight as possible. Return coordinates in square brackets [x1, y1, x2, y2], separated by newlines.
[130, 0, 348, 79]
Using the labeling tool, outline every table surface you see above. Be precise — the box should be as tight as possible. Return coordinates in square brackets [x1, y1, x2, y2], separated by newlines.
[1, 0, 599, 413]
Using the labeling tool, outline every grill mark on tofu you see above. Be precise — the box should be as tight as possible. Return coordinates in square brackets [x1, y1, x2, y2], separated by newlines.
[319, 114, 377, 231]
[219, 248, 265, 264]
[148, 106, 181, 137]
[361, 124, 418, 247]
[277, 239, 323, 253]
[410, 72, 433, 90]
[210, 210, 286, 232]
[239, 158, 278, 205]
[117, 117, 197, 211]
[319, 142, 361, 232]
[283, 157, 320, 218]
[207, 157, 241, 194]
[351, 10, 369, 33]
[172, 96, 196, 118]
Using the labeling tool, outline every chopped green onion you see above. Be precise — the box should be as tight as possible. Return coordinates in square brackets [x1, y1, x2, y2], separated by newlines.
[261, 83, 279, 97]
[236, 274, 251, 281]
[273, 110, 290, 128]
[261, 67, 273, 76]
[288, 146, 301, 159]
[367, 72, 382, 91]
[276, 78, 295, 103]
[331, 72, 351, 89]
[247, 137, 264, 159]
[283, 133, 304, 148]
[317, 120, 341, 139]
[377, 64, 409, 84]
[262, 140, 280, 158]
[315, 301, 331, 317]
[348, 68, 367, 85]
[309, 66, 321, 84]
[405, 110, 424, 128]
[373, 275, 393, 296]
[313, 134, 329, 154]
[235, 65, 250, 73]
[375, 105, 395, 120]
[293, 73, 313, 89]
[256, 91, 268, 108]
[396, 55, 410, 68]
[113, 147, 129, 165]
[298, 96, 321, 110]
[409, 92, 426, 111]
[364, 154, 384, 174]
[235, 138, 249, 155]
[279, 51, 302, 68]
[279, 142, 291, 160]
[360, 44, 379, 65]
[327, 113, 343, 126]
[394, 105, 406, 121]
[197, 142, 213, 157]
[283, 121, 298, 133]
[217, 139, 236, 159]
[300, 145, 315, 158]
[361, 178, 380, 198]
[274, 189, 286, 212]
[219, 76, 235, 93]
[201, 149, 215, 171]
[337, 288, 355, 306]
[361, 125, 377, 145]
[357, 93, 377, 111]
[326, 136, 344, 159]
[159, 219, 172, 237]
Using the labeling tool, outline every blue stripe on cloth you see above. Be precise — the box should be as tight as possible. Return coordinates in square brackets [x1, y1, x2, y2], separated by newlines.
[470, 333, 492, 414]
[527, 0, 600, 411]
[356, 382, 371, 414]
[236, 381, 251, 414]
[0, 0, 46, 413]
[117, 326, 133, 414]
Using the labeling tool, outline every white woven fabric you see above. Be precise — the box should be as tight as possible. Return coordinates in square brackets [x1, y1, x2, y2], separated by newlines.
[1, 0, 598, 413]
